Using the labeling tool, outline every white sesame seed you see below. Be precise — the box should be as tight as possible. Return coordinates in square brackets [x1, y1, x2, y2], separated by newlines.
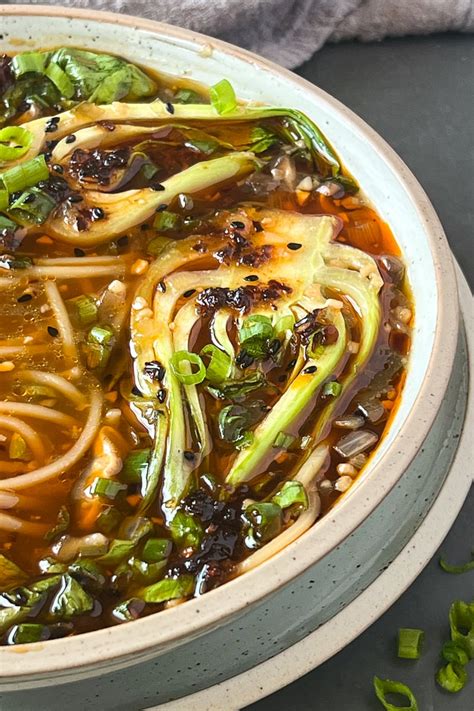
[335, 475, 352, 492]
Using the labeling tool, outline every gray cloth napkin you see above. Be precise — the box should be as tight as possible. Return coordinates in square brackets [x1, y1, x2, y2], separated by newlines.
[4, 0, 474, 68]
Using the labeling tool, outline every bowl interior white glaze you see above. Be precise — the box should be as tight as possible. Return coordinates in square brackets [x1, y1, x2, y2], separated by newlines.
[0, 6, 459, 681]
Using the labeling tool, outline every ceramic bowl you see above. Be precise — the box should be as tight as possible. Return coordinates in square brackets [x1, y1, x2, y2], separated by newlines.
[0, 7, 463, 708]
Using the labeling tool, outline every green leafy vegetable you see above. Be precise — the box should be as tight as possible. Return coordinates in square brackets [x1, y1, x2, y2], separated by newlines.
[120, 448, 151, 484]
[436, 662, 468, 693]
[238, 314, 274, 359]
[244, 502, 282, 548]
[0, 553, 28, 589]
[8, 623, 46, 644]
[90, 477, 127, 500]
[97, 539, 136, 566]
[142, 538, 172, 564]
[397, 628, 424, 660]
[218, 401, 266, 445]
[140, 574, 194, 604]
[49, 574, 94, 619]
[169, 511, 203, 549]
[271, 481, 308, 510]
[206, 371, 267, 401]
[373, 676, 418, 711]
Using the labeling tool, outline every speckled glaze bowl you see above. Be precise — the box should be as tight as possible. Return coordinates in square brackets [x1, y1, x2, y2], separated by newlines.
[0, 7, 465, 709]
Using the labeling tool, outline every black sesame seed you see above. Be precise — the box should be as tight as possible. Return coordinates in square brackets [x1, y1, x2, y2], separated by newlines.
[52, 164, 63, 174]
[286, 358, 297, 371]
[268, 338, 281, 355]
[91, 207, 105, 220]
[244, 275, 259, 282]
[17, 293, 33, 303]
[165, 102, 175, 114]
[158, 281, 166, 293]
[303, 365, 317, 374]
[183, 451, 195, 461]
[287, 243, 302, 251]
[23, 193, 36, 204]
[74, 248, 86, 257]
[157, 388, 166, 403]
[131, 386, 142, 397]
[45, 140, 58, 150]
[236, 349, 254, 369]
[253, 221, 264, 232]
[156, 204, 168, 212]
[47, 326, 59, 337]
[151, 183, 165, 191]
[230, 220, 245, 230]
[183, 289, 196, 298]
[65, 134, 76, 144]
[143, 360, 165, 381]
[43, 151, 52, 161]
[68, 194, 83, 204]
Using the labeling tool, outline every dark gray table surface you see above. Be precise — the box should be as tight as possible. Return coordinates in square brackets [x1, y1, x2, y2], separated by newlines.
[249, 34, 473, 711]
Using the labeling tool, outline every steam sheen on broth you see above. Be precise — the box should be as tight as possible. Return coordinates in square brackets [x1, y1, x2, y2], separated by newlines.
[0, 48, 412, 645]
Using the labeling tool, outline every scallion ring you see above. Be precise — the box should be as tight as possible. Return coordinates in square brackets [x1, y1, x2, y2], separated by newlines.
[373, 676, 418, 711]
[200, 344, 232, 384]
[0, 126, 34, 163]
[170, 351, 206, 386]
[210, 79, 237, 115]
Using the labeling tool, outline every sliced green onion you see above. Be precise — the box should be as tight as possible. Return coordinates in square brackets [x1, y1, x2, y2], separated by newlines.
[83, 342, 111, 370]
[9, 433, 31, 461]
[170, 350, 206, 386]
[449, 600, 474, 658]
[440, 551, 474, 574]
[169, 511, 203, 549]
[8, 187, 56, 225]
[0, 190, 9, 211]
[67, 295, 98, 327]
[323, 380, 342, 397]
[200, 344, 232, 384]
[146, 234, 173, 256]
[436, 663, 468, 693]
[140, 161, 159, 180]
[88, 324, 114, 346]
[210, 79, 237, 115]
[0, 126, 34, 162]
[45, 61, 75, 99]
[11, 52, 47, 77]
[0, 155, 49, 194]
[120, 448, 151, 484]
[397, 628, 424, 659]
[153, 210, 180, 231]
[8, 623, 46, 645]
[373, 676, 418, 711]
[271, 481, 308, 510]
[442, 641, 469, 666]
[142, 538, 172, 564]
[90, 477, 126, 500]
[96, 506, 122, 535]
[273, 431, 296, 450]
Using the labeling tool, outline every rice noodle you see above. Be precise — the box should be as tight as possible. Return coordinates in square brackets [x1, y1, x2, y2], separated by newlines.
[0, 277, 22, 290]
[36, 256, 127, 267]
[0, 511, 49, 536]
[0, 390, 102, 491]
[0, 402, 79, 427]
[0, 345, 49, 357]
[0, 414, 45, 462]
[294, 444, 329, 487]
[25, 265, 126, 279]
[0, 461, 30, 475]
[44, 279, 78, 364]
[0, 491, 41, 510]
[20, 370, 86, 406]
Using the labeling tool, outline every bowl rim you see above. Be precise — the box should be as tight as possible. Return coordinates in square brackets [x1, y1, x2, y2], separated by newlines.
[0, 4, 460, 681]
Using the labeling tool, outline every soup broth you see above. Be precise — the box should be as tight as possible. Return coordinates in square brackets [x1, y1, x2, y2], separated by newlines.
[0, 47, 412, 645]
